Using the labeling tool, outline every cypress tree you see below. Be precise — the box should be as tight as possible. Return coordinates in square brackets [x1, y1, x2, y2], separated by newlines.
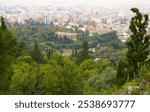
[78, 41, 90, 63]
[31, 39, 44, 63]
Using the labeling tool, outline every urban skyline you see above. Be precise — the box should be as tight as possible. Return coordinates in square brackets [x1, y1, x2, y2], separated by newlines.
[1, 0, 150, 42]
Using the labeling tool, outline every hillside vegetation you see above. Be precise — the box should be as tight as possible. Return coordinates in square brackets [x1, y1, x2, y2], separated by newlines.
[0, 8, 149, 95]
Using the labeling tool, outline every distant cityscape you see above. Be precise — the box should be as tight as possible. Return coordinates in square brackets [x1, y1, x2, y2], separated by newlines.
[0, 2, 150, 42]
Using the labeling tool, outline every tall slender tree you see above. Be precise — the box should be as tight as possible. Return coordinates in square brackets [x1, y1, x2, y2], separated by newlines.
[78, 41, 90, 63]
[117, 8, 150, 86]
[126, 8, 150, 79]
[47, 48, 53, 59]
[31, 39, 44, 63]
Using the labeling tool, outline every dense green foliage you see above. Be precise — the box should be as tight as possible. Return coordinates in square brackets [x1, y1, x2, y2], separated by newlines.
[0, 8, 150, 95]
[0, 17, 18, 93]
[11, 24, 124, 52]
[9, 55, 83, 94]
[117, 8, 150, 86]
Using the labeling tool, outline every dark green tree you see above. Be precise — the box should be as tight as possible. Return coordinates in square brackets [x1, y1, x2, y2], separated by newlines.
[78, 41, 90, 63]
[117, 8, 150, 86]
[47, 48, 53, 59]
[0, 17, 17, 93]
[116, 58, 129, 86]
[31, 39, 44, 64]
[16, 41, 29, 56]
[126, 8, 150, 79]
[74, 49, 78, 57]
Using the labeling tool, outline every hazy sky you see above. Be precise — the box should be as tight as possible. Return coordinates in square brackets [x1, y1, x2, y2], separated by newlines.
[0, 0, 150, 7]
